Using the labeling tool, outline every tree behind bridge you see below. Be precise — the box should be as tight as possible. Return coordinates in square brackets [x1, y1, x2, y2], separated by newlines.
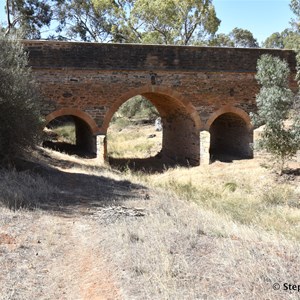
[209, 27, 259, 48]
[1, 0, 220, 44]
[3, 0, 53, 38]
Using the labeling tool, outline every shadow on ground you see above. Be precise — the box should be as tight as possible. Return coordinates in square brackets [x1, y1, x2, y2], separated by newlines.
[14, 155, 148, 216]
[109, 156, 190, 174]
[210, 152, 251, 163]
[43, 141, 96, 158]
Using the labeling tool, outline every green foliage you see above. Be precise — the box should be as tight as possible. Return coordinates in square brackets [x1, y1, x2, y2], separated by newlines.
[54, 0, 115, 42]
[229, 27, 259, 48]
[290, 1, 300, 84]
[0, 33, 42, 162]
[52, 124, 76, 144]
[262, 29, 300, 49]
[114, 96, 159, 121]
[209, 27, 259, 48]
[4, 0, 53, 38]
[262, 32, 285, 49]
[252, 54, 300, 173]
[131, 0, 220, 45]
[53, 0, 220, 44]
[256, 55, 291, 88]
[2, 0, 220, 44]
[291, 0, 300, 16]
[290, 0, 300, 31]
[208, 33, 234, 47]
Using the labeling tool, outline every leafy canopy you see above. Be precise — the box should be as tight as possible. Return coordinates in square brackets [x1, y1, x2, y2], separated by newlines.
[2, 0, 220, 44]
[4, 0, 53, 38]
[209, 27, 259, 48]
[130, 0, 220, 44]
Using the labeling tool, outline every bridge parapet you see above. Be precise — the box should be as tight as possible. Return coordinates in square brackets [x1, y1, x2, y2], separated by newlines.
[23, 40, 296, 73]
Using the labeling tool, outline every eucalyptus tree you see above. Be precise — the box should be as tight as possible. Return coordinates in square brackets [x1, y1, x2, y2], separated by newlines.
[290, 0, 300, 31]
[3, 0, 53, 38]
[208, 27, 259, 48]
[54, 0, 116, 42]
[131, 0, 220, 45]
[252, 55, 300, 173]
[60, 0, 221, 44]
[208, 33, 234, 47]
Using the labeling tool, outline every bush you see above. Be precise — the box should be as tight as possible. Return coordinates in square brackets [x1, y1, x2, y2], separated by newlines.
[0, 33, 42, 162]
[252, 54, 300, 173]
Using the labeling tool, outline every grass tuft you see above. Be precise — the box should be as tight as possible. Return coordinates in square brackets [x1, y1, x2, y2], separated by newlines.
[0, 169, 58, 210]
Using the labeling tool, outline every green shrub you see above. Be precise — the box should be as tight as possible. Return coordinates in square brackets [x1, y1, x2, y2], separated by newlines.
[252, 54, 300, 173]
[0, 33, 42, 162]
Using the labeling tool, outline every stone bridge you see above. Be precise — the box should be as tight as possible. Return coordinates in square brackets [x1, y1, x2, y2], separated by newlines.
[23, 40, 297, 166]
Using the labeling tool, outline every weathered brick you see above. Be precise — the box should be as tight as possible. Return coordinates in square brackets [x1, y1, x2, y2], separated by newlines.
[22, 40, 297, 165]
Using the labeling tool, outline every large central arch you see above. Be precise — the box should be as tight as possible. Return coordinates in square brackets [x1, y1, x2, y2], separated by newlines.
[102, 86, 202, 167]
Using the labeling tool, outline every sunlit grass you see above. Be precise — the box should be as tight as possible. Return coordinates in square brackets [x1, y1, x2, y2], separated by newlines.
[107, 124, 162, 158]
[123, 158, 300, 240]
[52, 124, 76, 144]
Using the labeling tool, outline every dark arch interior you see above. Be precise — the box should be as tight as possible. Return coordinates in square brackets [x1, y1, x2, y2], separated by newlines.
[209, 113, 253, 162]
[43, 115, 96, 158]
[108, 93, 199, 172]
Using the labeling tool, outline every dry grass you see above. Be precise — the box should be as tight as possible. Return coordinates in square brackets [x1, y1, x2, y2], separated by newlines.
[52, 123, 76, 144]
[0, 126, 300, 299]
[123, 159, 300, 241]
[98, 194, 300, 299]
[107, 124, 300, 241]
[0, 168, 59, 210]
[107, 124, 162, 158]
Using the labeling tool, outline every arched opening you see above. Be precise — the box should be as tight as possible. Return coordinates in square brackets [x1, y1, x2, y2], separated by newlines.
[105, 90, 200, 171]
[107, 95, 162, 160]
[209, 112, 253, 162]
[43, 115, 96, 158]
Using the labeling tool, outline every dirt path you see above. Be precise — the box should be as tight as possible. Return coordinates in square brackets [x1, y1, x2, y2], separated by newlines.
[0, 149, 153, 299]
[47, 216, 121, 300]
[0, 209, 122, 300]
[3, 149, 298, 299]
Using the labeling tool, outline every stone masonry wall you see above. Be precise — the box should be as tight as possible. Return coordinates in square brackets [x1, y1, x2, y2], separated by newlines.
[22, 40, 297, 165]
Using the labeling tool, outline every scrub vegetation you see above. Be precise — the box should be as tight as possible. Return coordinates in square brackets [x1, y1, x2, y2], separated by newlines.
[0, 147, 299, 299]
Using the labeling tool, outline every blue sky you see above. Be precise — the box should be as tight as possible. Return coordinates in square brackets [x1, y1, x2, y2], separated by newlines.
[0, 0, 295, 44]
[214, 0, 294, 44]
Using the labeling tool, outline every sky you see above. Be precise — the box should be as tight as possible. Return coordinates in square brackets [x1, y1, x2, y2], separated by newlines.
[213, 0, 294, 44]
[0, 0, 295, 44]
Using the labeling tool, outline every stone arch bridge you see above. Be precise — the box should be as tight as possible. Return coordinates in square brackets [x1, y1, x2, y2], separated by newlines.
[23, 40, 297, 166]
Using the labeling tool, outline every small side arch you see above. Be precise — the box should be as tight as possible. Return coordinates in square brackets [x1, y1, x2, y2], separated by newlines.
[44, 108, 100, 157]
[205, 105, 252, 131]
[205, 105, 253, 161]
[45, 108, 100, 135]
